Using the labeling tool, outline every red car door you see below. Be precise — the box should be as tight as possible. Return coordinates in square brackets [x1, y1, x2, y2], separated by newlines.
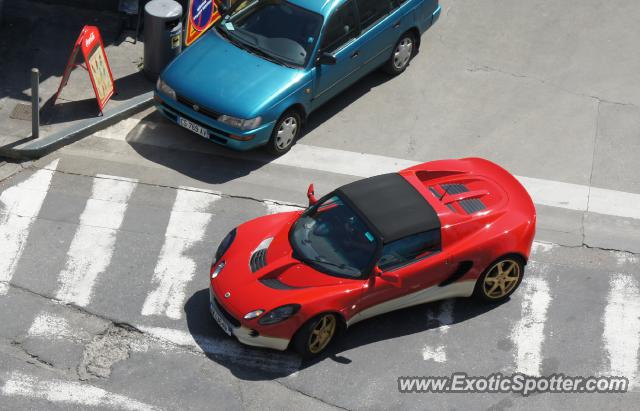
[351, 230, 454, 323]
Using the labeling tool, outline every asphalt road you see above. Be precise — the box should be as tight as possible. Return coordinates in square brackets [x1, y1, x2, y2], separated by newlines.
[1, 0, 640, 409]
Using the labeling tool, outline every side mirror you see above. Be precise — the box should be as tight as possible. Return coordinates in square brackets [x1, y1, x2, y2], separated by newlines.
[376, 267, 402, 287]
[307, 183, 318, 206]
[316, 52, 337, 66]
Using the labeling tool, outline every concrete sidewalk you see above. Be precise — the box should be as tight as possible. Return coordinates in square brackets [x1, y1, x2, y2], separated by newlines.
[0, 0, 154, 159]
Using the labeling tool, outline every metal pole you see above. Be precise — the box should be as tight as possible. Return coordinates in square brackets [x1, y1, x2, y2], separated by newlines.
[31, 68, 39, 139]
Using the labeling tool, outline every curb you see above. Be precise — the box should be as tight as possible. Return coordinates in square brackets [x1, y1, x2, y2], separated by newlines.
[0, 92, 154, 160]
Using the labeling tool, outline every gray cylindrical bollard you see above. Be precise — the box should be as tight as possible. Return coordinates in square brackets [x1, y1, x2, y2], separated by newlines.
[31, 68, 39, 139]
[143, 0, 183, 80]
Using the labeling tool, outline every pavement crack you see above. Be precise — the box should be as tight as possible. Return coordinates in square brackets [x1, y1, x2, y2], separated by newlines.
[582, 99, 601, 246]
[437, 34, 638, 107]
[1, 280, 144, 335]
[547, 240, 640, 257]
[9, 340, 56, 369]
[20, 164, 306, 209]
[273, 380, 350, 411]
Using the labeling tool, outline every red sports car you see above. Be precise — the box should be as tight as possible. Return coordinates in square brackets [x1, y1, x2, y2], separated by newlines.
[209, 158, 536, 357]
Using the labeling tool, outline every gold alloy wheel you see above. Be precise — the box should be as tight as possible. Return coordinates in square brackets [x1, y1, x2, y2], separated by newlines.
[308, 314, 336, 354]
[482, 259, 521, 299]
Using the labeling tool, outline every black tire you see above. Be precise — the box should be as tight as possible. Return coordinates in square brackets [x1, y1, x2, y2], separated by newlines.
[383, 32, 417, 75]
[265, 109, 302, 155]
[292, 313, 340, 359]
[473, 255, 525, 303]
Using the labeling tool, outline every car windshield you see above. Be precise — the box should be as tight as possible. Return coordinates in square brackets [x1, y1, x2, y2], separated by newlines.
[290, 195, 379, 278]
[216, 0, 322, 67]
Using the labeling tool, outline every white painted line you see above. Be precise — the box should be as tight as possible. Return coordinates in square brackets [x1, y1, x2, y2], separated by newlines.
[56, 175, 137, 306]
[422, 299, 454, 363]
[94, 118, 145, 141]
[141, 187, 220, 319]
[1, 371, 158, 411]
[273, 144, 640, 220]
[530, 241, 556, 257]
[97, 119, 640, 220]
[0, 160, 59, 295]
[263, 199, 304, 214]
[510, 263, 552, 376]
[603, 273, 640, 387]
[515, 176, 589, 212]
[138, 325, 300, 373]
[273, 144, 419, 177]
[589, 186, 640, 220]
[28, 312, 73, 340]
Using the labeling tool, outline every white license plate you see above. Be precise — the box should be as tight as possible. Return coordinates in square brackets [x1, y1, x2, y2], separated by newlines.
[178, 117, 209, 138]
[212, 309, 232, 336]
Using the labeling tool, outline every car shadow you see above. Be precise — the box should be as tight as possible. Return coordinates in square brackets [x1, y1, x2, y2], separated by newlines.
[184, 286, 506, 381]
[302, 69, 397, 137]
[126, 66, 406, 182]
[124, 111, 271, 184]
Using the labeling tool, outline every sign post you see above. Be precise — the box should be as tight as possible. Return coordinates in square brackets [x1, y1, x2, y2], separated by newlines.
[185, 0, 221, 46]
[54, 25, 116, 113]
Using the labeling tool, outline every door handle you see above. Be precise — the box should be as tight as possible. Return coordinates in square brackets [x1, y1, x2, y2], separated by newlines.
[351, 51, 359, 59]
[393, 21, 401, 28]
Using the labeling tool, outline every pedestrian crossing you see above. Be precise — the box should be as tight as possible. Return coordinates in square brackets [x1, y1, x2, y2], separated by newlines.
[0, 162, 639, 390]
[0, 159, 58, 295]
[56, 175, 138, 307]
[141, 187, 221, 320]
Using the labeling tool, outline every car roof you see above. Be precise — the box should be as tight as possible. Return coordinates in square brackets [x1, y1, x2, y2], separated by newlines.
[287, 0, 343, 18]
[336, 173, 441, 244]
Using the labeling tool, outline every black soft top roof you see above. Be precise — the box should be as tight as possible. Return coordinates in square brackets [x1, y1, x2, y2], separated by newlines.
[336, 173, 440, 243]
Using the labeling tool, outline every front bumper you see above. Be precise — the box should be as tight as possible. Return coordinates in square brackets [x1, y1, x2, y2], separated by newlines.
[154, 92, 275, 151]
[432, 4, 442, 25]
[209, 288, 290, 351]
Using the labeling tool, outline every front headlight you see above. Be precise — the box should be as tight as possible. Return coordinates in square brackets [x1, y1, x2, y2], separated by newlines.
[218, 114, 262, 131]
[243, 309, 265, 320]
[214, 228, 237, 263]
[156, 78, 176, 100]
[258, 304, 301, 325]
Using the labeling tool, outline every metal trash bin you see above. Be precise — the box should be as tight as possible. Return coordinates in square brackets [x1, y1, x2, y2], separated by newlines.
[143, 0, 182, 80]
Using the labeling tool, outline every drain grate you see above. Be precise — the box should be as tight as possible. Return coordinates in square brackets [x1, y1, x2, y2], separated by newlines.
[10, 103, 32, 121]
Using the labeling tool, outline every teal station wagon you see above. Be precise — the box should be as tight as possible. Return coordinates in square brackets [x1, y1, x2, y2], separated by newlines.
[155, 0, 441, 154]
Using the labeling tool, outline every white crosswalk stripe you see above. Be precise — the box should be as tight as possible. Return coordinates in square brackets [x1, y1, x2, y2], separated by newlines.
[1, 371, 159, 411]
[56, 175, 138, 306]
[141, 187, 221, 319]
[603, 273, 640, 387]
[510, 261, 552, 377]
[0, 160, 59, 295]
[422, 299, 455, 363]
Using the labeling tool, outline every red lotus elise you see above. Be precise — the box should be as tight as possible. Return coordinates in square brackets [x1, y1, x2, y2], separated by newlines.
[209, 158, 536, 357]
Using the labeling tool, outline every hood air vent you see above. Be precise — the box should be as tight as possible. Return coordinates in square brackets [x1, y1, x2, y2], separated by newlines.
[260, 278, 305, 290]
[458, 198, 486, 214]
[249, 237, 273, 273]
[430, 183, 487, 214]
[441, 183, 468, 194]
[250, 249, 267, 273]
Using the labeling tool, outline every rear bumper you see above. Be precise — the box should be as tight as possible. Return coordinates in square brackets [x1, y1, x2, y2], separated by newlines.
[209, 288, 290, 351]
[154, 92, 274, 151]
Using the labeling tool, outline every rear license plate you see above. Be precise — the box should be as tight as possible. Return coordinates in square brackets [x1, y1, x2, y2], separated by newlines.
[178, 117, 209, 138]
[212, 309, 232, 336]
